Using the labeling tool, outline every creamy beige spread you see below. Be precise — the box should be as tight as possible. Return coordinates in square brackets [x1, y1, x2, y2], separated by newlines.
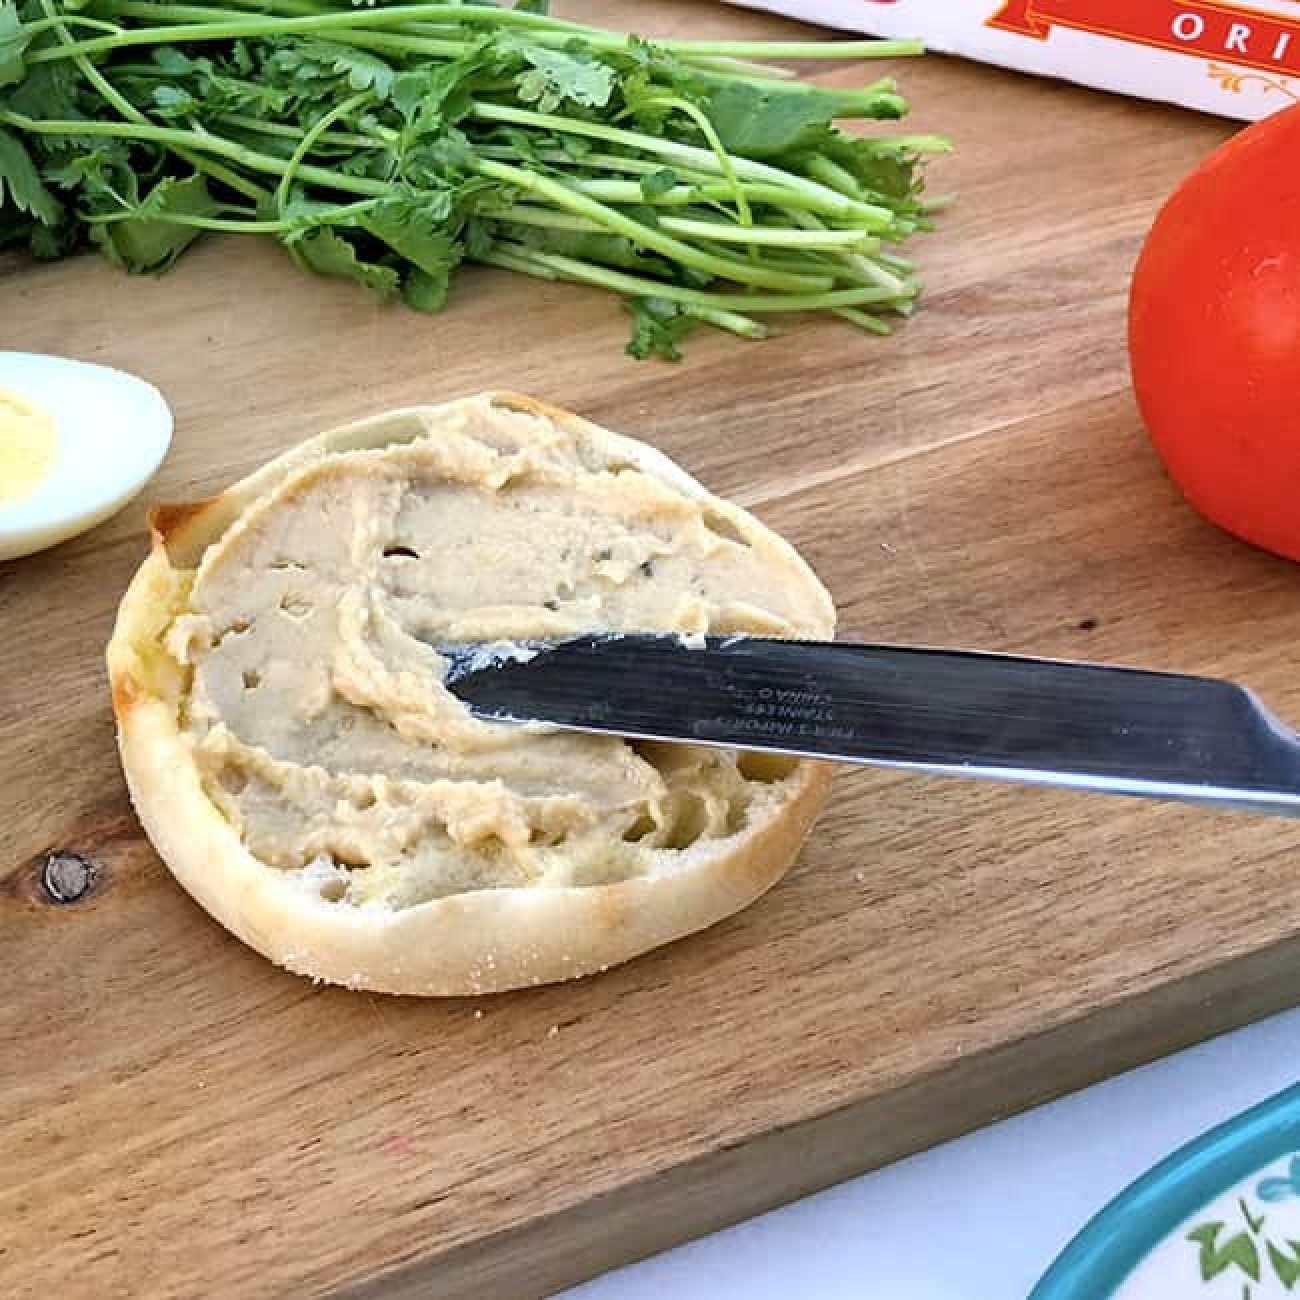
[168, 402, 829, 910]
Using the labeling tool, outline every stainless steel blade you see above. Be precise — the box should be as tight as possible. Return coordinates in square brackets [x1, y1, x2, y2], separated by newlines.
[440, 636, 1300, 817]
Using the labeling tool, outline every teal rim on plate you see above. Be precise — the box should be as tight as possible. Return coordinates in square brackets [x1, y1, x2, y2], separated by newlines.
[1030, 1083, 1300, 1299]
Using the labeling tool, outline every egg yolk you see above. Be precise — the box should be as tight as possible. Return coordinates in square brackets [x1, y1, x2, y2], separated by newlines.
[0, 388, 58, 505]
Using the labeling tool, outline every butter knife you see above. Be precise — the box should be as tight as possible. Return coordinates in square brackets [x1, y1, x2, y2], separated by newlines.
[441, 636, 1300, 817]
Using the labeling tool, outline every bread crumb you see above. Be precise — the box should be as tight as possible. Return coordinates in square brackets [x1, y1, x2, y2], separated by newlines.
[853, 870, 865, 883]
[547, 1025, 559, 1038]
[474, 1009, 483, 1020]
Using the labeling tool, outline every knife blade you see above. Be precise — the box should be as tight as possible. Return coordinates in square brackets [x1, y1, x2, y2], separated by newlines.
[440, 635, 1300, 817]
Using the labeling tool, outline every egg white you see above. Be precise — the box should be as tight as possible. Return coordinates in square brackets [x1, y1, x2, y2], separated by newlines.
[0, 352, 172, 562]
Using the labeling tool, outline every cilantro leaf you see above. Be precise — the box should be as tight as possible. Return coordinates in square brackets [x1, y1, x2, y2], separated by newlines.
[152, 47, 193, 76]
[0, 0, 29, 88]
[268, 38, 395, 100]
[463, 216, 493, 260]
[401, 265, 450, 312]
[818, 133, 928, 207]
[623, 296, 697, 362]
[91, 174, 218, 272]
[639, 167, 678, 200]
[698, 83, 837, 160]
[43, 140, 135, 201]
[0, 127, 62, 225]
[362, 190, 462, 281]
[151, 83, 201, 118]
[287, 226, 400, 299]
[390, 69, 431, 122]
[7, 58, 80, 119]
[514, 43, 615, 115]
[319, 43, 395, 98]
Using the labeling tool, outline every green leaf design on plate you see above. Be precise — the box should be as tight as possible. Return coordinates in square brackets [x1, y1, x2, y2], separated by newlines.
[1269, 1239, 1300, 1290]
[1188, 1222, 1262, 1283]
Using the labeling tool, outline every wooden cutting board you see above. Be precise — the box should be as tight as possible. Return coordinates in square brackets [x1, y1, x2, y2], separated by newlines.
[3, 3, 1297, 1296]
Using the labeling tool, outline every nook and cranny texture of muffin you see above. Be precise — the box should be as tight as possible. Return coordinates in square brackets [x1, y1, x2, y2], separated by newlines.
[161, 398, 832, 911]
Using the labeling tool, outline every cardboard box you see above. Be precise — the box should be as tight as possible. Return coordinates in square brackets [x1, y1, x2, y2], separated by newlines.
[727, 0, 1300, 120]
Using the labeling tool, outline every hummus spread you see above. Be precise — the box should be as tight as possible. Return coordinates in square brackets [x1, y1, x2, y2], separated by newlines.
[169, 400, 830, 911]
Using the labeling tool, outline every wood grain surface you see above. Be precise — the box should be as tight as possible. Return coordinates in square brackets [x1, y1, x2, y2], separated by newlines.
[3, 3, 1296, 1296]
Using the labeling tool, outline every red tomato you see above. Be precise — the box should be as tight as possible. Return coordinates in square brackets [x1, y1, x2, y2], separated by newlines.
[1129, 103, 1300, 562]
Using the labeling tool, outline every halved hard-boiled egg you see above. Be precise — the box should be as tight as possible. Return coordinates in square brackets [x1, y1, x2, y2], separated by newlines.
[0, 352, 172, 562]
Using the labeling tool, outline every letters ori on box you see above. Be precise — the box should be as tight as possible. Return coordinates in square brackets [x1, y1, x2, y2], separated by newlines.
[725, 0, 1300, 120]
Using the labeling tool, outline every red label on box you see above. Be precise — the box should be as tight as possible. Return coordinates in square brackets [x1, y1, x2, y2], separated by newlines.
[987, 0, 1300, 77]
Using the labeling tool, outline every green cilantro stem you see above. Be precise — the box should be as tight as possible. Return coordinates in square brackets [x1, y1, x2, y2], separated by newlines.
[832, 306, 893, 335]
[25, 15, 465, 62]
[19, 13, 122, 36]
[481, 161, 872, 224]
[631, 39, 925, 60]
[473, 156, 831, 293]
[470, 147, 897, 234]
[493, 208, 596, 235]
[681, 305, 769, 340]
[784, 209, 907, 294]
[71, 4, 921, 63]
[99, 0, 632, 43]
[806, 154, 869, 201]
[482, 242, 904, 313]
[98, 0, 922, 62]
[85, 197, 379, 232]
[571, 178, 845, 218]
[878, 251, 917, 273]
[213, 113, 381, 151]
[274, 89, 370, 215]
[621, 91, 752, 227]
[469, 102, 894, 228]
[679, 57, 795, 82]
[498, 202, 869, 250]
[262, 27, 469, 63]
[0, 111, 389, 196]
[874, 135, 953, 154]
[655, 213, 870, 250]
[922, 192, 958, 213]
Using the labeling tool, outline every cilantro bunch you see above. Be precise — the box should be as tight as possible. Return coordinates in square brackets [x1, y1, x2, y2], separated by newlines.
[0, 0, 950, 359]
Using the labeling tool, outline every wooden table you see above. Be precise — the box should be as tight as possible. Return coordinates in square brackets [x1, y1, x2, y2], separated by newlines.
[4, 4, 1296, 1296]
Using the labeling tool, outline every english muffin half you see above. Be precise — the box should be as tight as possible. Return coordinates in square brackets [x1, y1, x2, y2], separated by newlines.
[107, 393, 835, 994]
